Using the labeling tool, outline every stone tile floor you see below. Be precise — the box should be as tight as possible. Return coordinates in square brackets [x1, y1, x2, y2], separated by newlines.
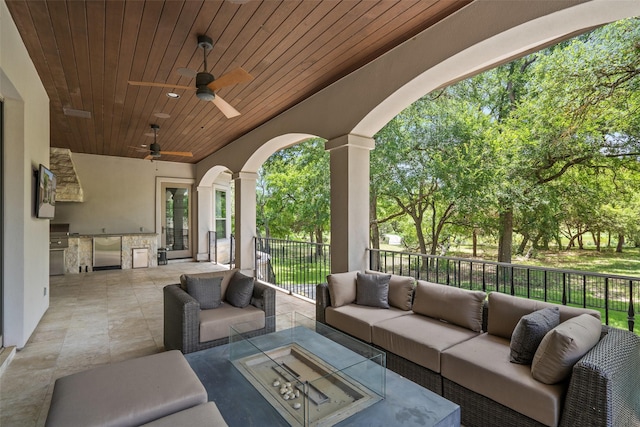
[0, 262, 315, 426]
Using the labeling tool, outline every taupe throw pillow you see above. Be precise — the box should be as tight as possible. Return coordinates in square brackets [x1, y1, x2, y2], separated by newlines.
[185, 276, 223, 310]
[531, 314, 602, 384]
[327, 271, 358, 307]
[225, 271, 254, 308]
[510, 307, 560, 365]
[355, 272, 390, 309]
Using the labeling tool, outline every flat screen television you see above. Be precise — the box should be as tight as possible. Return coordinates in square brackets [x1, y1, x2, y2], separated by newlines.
[36, 164, 56, 219]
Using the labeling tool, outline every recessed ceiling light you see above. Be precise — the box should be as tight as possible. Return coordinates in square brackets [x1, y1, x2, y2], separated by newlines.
[166, 92, 180, 99]
[141, 144, 147, 148]
[154, 112, 171, 119]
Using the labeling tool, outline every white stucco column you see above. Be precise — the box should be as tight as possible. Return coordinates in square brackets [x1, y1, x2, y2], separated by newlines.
[196, 185, 213, 261]
[326, 134, 375, 273]
[233, 171, 258, 275]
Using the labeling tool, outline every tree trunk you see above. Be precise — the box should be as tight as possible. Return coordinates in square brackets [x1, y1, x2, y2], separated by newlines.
[315, 227, 324, 257]
[616, 233, 624, 253]
[591, 231, 601, 251]
[472, 229, 478, 257]
[497, 209, 513, 263]
[516, 233, 529, 255]
[369, 192, 380, 270]
[566, 235, 578, 251]
[577, 227, 584, 249]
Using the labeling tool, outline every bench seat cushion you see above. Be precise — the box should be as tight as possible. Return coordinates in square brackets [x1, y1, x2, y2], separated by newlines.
[441, 333, 566, 427]
[199, 304, 265, 343]
[46, 350, 207, 427]
[141, 403, 228, 427]
[372, 313, 479, 373]
[325, 304, 411, 342]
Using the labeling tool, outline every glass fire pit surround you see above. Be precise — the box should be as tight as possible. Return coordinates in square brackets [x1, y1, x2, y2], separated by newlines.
[229, 312, 386, 427]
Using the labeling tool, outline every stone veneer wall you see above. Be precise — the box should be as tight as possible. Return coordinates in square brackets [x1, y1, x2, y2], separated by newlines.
[64, 234, 158, 273]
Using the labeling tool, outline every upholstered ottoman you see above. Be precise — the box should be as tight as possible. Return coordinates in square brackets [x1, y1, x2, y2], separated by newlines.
[141, 402, 228, 426]
[45, 350, 208, 427]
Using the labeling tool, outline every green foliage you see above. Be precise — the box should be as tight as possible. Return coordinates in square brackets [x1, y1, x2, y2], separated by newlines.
[257, 138, 330, 242]
[257, 18, 640, 271]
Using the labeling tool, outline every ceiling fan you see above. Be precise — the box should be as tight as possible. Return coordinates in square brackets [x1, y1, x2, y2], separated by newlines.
[134, 124, 193, 161]
[127, 35, 253, 118]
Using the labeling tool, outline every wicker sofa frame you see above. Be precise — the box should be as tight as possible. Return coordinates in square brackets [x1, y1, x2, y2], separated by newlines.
[316, 282, 640, 427]
[164, 280, 275, 354]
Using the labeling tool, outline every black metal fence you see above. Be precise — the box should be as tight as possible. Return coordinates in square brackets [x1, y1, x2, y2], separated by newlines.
[255, 237, 331, 300]
[368, 248, 638, 332]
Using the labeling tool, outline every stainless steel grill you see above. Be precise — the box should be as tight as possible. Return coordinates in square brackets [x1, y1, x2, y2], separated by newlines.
[50, 224, 69, 276]
[50, 223, 69, 250]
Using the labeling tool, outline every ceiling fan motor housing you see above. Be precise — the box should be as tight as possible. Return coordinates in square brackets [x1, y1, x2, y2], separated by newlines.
[150, 142, 161, 157]
[196, 72, 216, 101]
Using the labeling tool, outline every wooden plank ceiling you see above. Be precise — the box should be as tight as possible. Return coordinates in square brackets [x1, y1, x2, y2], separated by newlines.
[6, 0, 468, 163]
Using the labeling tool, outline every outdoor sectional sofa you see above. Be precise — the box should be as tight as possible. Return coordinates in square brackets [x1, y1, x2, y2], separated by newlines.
[316, 270, 640, 427]
[164, 268, 275, 354]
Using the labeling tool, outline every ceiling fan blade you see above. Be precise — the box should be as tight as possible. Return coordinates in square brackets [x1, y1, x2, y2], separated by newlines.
[207, 67, 253, 91]
[159, 151, 193, 157]
[212, 95, 241, 118]
[144, 154, 154, 161]
[128, 145, 149, 152]
[128, 81, 194, 91]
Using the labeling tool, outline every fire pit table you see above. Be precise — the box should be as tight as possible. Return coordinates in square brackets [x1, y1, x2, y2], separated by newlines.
[185, 312, 459, 427]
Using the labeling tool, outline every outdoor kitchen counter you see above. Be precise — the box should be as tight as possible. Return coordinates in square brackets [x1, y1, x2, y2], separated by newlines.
[64, 233, 159, 273]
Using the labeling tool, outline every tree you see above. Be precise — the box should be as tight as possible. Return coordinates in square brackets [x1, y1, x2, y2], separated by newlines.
[257, 138, 330, 247]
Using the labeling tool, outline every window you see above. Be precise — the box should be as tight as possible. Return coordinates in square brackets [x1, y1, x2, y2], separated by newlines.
[215, 189, 227, 239]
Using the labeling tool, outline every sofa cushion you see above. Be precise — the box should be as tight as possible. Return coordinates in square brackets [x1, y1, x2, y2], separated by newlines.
[531, 314, 602, 385]
[372, 313, 479, 373]
[185, 276, 223, 310]
[180, 268, 238, 296]
[46, 350, 207, 427]
[441, 333, 566, 427]
[325, 304, 411, 343]
[225, 271, 254, 308]
[199, 304, 265, 343]
[510, 307, 560, 365]
[487, 292, 601, 339]
[327, 271, 358, 307]
[141, 403, 228, 427]
[366, 270, 415, 310]
[412, 281, 486, 332]
[356, 272, 390, 308]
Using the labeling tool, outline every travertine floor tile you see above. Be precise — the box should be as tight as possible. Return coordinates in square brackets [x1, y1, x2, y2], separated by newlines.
[0, 262, 315, 426]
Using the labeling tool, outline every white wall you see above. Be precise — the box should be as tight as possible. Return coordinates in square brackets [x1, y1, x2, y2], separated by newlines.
[54, 153, 195, 235]
[1, 0, 51, 348]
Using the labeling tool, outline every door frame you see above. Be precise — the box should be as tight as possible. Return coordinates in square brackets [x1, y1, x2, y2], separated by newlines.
[156, 177, 195, 260]
[0, 99, 4, 346]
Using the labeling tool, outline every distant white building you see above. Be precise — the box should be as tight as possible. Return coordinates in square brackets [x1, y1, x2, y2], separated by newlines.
[384, 234, 402, 245]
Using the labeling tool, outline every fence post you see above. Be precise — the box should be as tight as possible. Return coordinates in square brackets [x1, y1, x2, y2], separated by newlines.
[628, 280, 635, 332]
[604, 277, 609, 326]
[562, 273, 567, 305]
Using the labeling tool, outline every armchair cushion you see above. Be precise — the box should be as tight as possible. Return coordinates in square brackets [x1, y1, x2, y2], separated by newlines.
[225, 271, 254, 308]
[356, 272, 390, 308]
[185, 276, 222, 310]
